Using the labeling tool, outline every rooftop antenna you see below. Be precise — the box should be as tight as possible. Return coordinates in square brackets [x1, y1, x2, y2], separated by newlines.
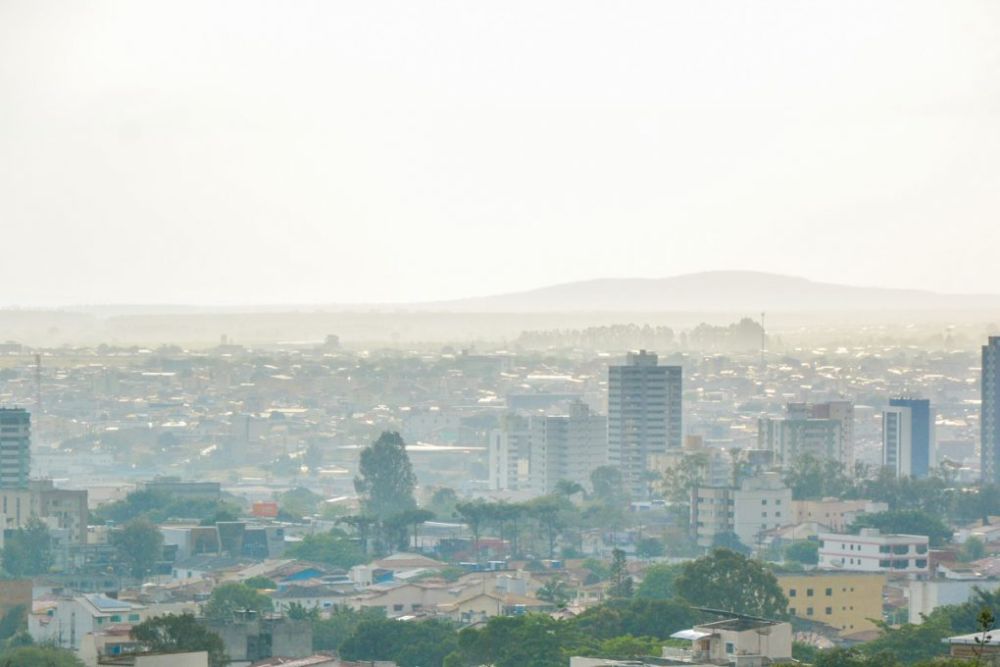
[34, 353, 41, 414]
[760, 311, 766, 369]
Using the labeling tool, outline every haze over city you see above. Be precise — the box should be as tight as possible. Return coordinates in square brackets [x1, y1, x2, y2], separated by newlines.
[3, 3, 1000, 667]
[3, 1, 1000, 306]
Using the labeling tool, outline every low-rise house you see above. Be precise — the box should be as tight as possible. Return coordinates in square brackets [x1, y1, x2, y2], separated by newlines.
[270, 585, 351, 614]
[351, 581, 458, 617]
[30, 594, 146, 651]
[670, 617, 793, 665]
[437, 591, 555, 624]
[943, 632, 1000, 660]
[98, 652, 209, 667]
[793, 499, 888, 533]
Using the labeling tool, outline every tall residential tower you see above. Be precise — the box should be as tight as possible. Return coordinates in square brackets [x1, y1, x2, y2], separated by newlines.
[982, 337, 1000, 482]
[608, 350, 682, 497]
[883, 398, 934, 478]
[0, 408, 30, 489]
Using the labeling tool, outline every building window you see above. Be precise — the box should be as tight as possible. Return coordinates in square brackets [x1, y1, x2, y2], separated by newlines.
[807, 608, 814, 616]
[807, 589, 814, 597]
[825, 588, 832, 596]
[393, 604, 404, 612]
[825, 607, 832, 615]
[726, 642, 735, 654]
[789, 589, 797, 597]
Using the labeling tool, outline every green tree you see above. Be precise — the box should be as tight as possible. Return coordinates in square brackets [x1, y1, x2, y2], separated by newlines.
[661, 452, 709, 503]
[784, 540, 820, 565]
[0, 646, 85, 667]
[572, 598, 696, 640]
[783, 453, 853, 500]
[339, 617, 457, 667]
[0, 605, 26, 644]
[850, 510, 952, 547]
[555, 480, 585, 497]
[635, 537, 665, 559]
[243, 575, 276, 590]
[455, 499, 492, 563]
[427, 487, 459, 517]
[312, 607, 386, 652]
[112, 518, 164, 580]
[203, 582, 273, 620]
[1, 518, 53, 577]
[675, 548, 788, 618]
[961, 536, 987, 562]
[636, 562, 684, 599]
[590, 466, 627, 504]
[537, 577, 572, 606]
[525, 495, 573, 559]
[594, 635, 661, 658]
[451, 614, 565, 667]
[131, 613, 228, 667]
[286, 602, 320, 621]
[386, 508, 436, 551]
[582, 558, 611, 584]
[276, 486, 324, 520]
[354, 431, 418, 522]
[607, 548, 633, 598]
[287, 530, 366, 568]
[712, 530, 751, 556]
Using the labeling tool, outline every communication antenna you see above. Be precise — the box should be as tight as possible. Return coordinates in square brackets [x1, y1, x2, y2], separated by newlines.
[34, 353, 41, 414]
[760, 312, 766, 369]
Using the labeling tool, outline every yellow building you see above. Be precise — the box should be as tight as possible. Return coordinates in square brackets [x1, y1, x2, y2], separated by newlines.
[777, 572, 885, 637]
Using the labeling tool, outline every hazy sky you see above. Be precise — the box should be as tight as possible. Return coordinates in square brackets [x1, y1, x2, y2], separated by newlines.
[2, 1, 999, 306]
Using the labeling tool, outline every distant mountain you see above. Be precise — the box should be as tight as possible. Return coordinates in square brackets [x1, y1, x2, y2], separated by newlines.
[418, 271, 1000, 312]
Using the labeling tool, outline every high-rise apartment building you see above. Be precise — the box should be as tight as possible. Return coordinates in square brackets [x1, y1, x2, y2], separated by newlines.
[0, 408, 30, 489]
[983, 337, 1000, 483]
[883, 398, 934, 478]
[488, 402, 609, 496]
[691, 472, 792, 548]
[488, 414, 542, 495]
[759, 401, 854, 472]
[541, 400, 608, 495]
[608, 350, 682, 497]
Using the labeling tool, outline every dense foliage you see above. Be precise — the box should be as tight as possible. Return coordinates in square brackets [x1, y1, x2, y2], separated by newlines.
[0, 646, 84, 666]
[202, 582, 273, 620]
[111, 518, 165, 579]
[286, 529, 366, 568]
[675, 548, 788, 618]
[131, 613, 228, 667]
[93, 488, 242, 525]
[1, 518, 53, 577]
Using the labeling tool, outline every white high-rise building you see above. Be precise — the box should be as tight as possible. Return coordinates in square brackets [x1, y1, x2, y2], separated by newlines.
[488, 414, 543, 495]
[759, 401, 854, 472]
[539, 400, 608, 494]
[488, 403, 609, 496]
[608, 350, 682, 497]
[691, 472, 792, 548]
